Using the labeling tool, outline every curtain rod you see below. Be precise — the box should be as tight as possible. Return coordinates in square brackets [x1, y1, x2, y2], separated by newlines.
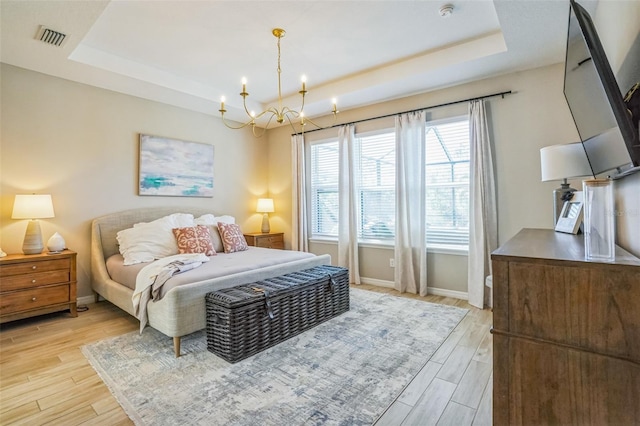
[292, 90, 513, 136]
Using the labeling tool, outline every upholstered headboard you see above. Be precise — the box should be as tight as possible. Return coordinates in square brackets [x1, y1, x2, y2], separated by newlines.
[91, 207, 218, 260]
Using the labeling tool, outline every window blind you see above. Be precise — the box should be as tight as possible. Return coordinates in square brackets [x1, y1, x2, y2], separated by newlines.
[310, 141, 339, 236]
[357, 132, 396, 239]
[425, 118, 470, 246]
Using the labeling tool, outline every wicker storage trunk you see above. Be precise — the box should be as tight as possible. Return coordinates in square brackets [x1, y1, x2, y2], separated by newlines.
[205, 265, 349, 363]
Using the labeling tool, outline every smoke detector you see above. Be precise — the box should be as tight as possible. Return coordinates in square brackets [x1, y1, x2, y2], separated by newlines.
[439, 4, 454, 17]
[35, 25, 67, 47]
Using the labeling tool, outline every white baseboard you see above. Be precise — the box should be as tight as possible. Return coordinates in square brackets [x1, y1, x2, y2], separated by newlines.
[360, 277, 394, 288]
[359, 277, 468, 301]
[426, 287, 468, 300]
[77, 295, 96, 306]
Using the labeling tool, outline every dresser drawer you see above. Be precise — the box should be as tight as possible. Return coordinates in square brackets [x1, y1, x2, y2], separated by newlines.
[0, 270, 70, 292]
[0, 285, 70, 316]
[0, 258, 70, 277]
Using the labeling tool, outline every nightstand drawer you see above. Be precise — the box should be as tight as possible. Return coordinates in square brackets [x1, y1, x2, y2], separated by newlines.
[244, 233, 285, 250]
[256, 236, 284, 249]
[0, 258, 70, 277]
[0, 285, 70, 315]
[0, 270, 70, 292]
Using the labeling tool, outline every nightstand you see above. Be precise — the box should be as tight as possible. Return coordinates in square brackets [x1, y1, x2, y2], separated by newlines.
[0, 250, 77, 323]
[243, 232, 285, 250]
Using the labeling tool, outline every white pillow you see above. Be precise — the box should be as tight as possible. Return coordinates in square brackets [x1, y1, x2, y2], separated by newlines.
[117, 213, 195, 265]
[215, 215, 235, 224]
[134, 213, 194, 228]
[194, 214, 235, 225]
[194, 214, 216, 225]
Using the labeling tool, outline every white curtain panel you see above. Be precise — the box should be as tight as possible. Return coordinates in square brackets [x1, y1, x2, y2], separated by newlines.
[291, 133, 309, 252]
[394, 111, 428, 296]
[468, 99, 498, 309]
[338, 124, 361, 284]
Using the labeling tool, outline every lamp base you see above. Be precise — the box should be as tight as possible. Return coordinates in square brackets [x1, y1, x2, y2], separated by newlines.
[23, 220, 44, 254]
[261, 213, 271, 234]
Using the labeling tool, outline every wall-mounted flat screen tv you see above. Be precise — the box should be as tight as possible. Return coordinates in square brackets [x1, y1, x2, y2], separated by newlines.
[563, 0, 639, 177]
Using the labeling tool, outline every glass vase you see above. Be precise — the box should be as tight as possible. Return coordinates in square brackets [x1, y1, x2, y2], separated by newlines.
[582, 178, 615, 261]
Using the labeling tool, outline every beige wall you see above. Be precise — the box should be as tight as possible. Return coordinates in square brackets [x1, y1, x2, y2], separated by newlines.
[594, 0, 640, 92]
[615, 172, 640, 257]
[2, 58, 635, 301]
[0, 64, 269, 299]
[267, 63, 582, 294]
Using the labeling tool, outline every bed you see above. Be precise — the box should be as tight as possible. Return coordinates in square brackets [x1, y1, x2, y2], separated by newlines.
[90, 207, 331, 357]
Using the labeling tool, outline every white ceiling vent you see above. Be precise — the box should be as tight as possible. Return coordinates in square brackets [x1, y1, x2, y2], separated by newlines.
[35, 25, 67, 47]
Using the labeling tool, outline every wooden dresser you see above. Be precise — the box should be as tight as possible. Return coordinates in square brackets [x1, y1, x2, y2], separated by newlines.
[243, 232, 285, 249]
[0, 250, 77, 323]
[491, 229, 640, 425]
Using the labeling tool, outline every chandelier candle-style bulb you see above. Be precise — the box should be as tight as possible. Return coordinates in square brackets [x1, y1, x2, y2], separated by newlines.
[301, 75, 307, 93]
[219, 96, 226, 113]
[241, 77, 247, 96]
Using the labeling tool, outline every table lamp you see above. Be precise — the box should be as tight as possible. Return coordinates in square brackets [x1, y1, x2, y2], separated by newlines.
[11, 194, 55, 254]
[540, 142, 593, 226]
[256, 198, 275, 233]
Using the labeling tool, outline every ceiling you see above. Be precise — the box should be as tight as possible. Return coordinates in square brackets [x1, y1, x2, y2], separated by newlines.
[0, 0, 591, 127]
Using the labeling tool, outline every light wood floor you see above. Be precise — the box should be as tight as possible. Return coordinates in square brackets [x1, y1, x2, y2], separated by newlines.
[0, 285, 492, 425]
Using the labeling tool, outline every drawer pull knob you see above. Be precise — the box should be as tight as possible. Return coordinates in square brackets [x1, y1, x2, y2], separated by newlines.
[32, 279, 36, 283]
[31, 297, 37, 301]
[32, 266, 37, 270]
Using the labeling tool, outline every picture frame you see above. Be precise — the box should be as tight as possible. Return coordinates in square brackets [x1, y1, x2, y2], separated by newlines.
[138, 134, 214, 197]
[555, 191, 583, 234]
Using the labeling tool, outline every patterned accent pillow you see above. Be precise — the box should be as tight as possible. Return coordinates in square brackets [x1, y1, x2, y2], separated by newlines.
[217, 222, 248, 253]
[172, 225, 216, 256]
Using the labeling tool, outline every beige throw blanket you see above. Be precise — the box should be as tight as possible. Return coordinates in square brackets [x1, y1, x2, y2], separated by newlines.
[133, 253, 209, 332]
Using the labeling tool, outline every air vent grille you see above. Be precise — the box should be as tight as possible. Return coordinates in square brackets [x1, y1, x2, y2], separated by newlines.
[36, 26, 67, 47]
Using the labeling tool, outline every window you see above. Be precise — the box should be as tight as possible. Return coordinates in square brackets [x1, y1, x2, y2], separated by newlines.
[310, 141, 339, 237]
[425, 118, 470, 247]
[309, 116, 470, 248]
[310, 132, 395, 240]
[358, 132, 395, 240]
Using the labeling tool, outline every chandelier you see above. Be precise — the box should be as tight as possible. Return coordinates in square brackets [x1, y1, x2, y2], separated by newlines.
[218, 28, 338, 137]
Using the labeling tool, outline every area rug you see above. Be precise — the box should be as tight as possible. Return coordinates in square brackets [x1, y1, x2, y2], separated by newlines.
[82, 288, 467, 426]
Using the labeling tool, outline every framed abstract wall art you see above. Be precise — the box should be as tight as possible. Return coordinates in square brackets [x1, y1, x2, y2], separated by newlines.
[139, 134, 214, 197]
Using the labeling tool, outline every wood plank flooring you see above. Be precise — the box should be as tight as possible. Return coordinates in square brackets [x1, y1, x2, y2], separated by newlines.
[364, 285, 493, 426]
[0, 285, 492, 425]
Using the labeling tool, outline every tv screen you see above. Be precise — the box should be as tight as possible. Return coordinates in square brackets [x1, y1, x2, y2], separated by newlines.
[563, 0, 639, 176]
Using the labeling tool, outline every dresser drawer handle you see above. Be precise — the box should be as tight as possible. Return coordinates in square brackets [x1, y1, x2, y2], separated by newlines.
[32, 266, 37, 270]
[32, 279, 37, 283]
[31, 297, 37, 302]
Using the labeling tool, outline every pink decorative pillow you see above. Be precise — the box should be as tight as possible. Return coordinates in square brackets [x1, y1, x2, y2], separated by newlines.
[217, 222, 248, 253]
[172, 225, 216, 256]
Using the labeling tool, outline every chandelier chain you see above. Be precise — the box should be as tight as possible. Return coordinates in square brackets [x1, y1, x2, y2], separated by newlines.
[277, 33, 283, 117]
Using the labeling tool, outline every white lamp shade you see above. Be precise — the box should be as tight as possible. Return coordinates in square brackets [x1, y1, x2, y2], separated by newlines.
[11, 194, 55, 219]
[256, 198, 275, 213]
[540, 142, 593, 182]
